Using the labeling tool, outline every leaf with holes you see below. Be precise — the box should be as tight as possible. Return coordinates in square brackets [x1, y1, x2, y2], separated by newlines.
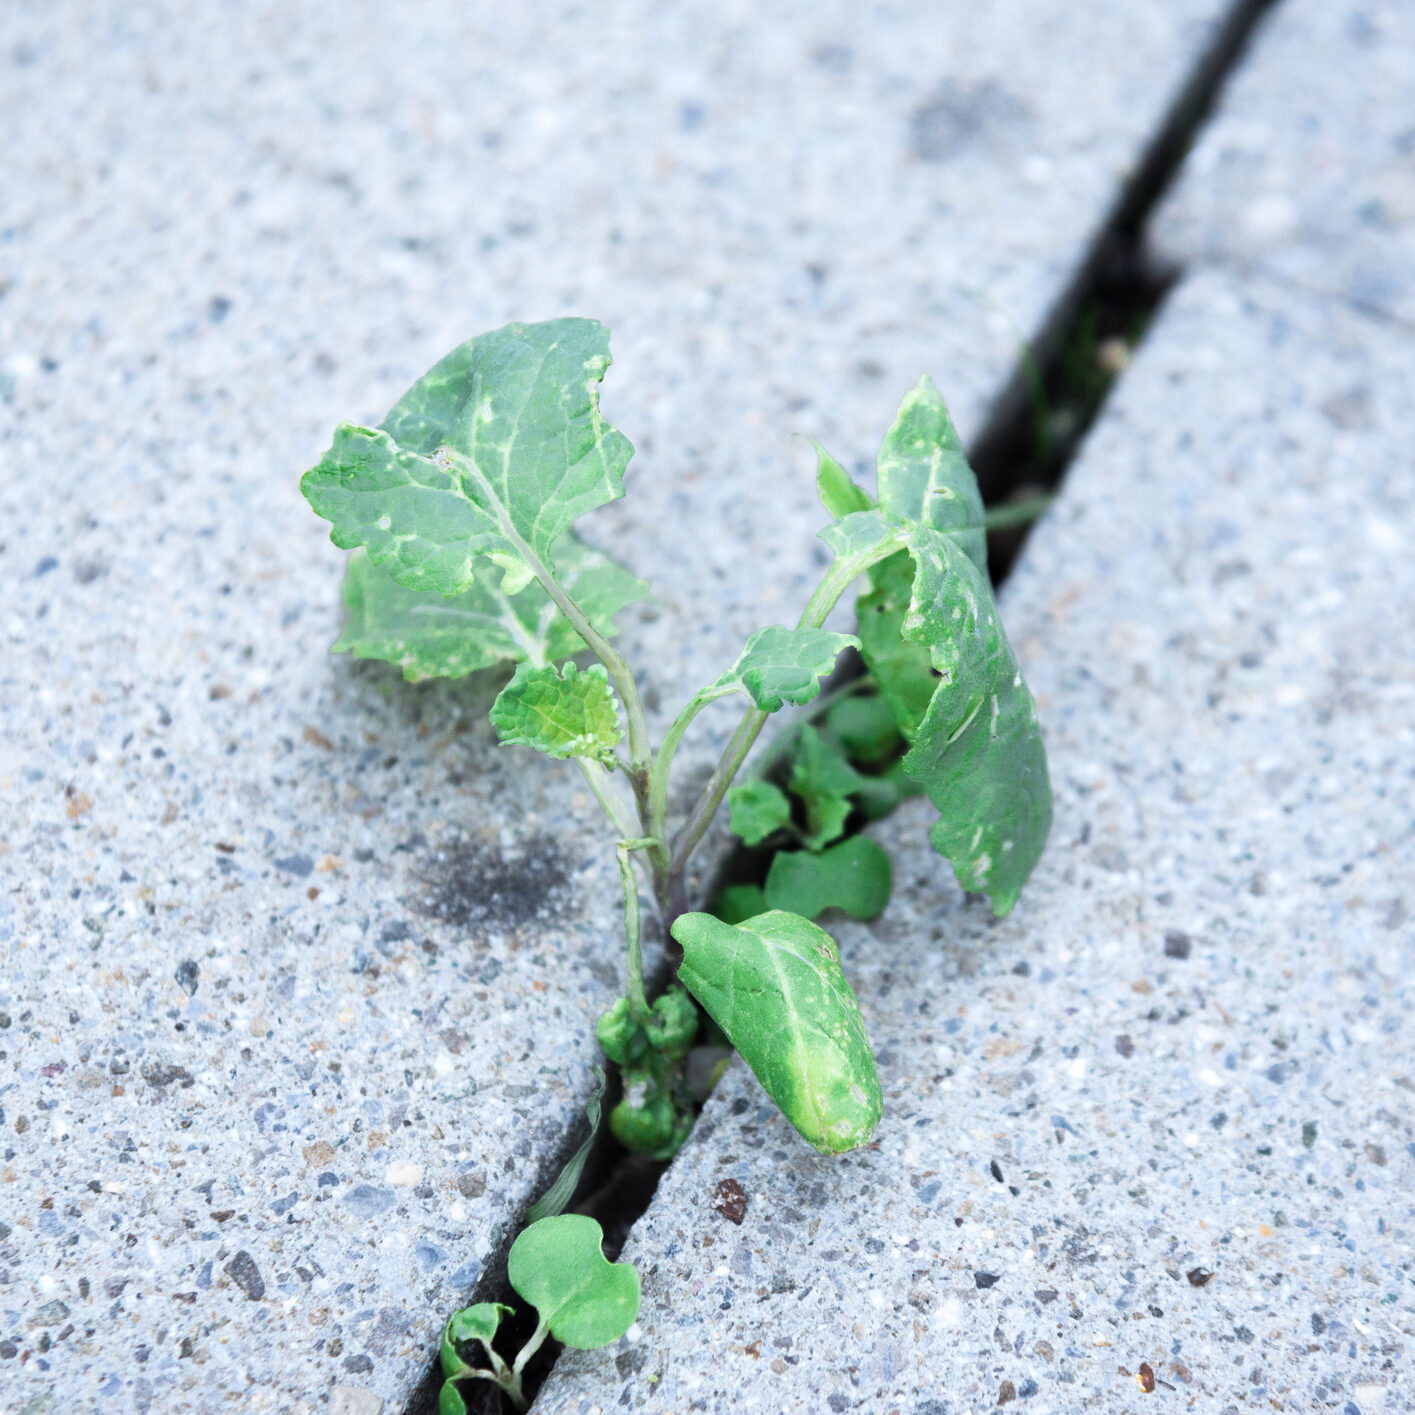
[763, 836, 892, 921]
[507, 1215, 640, 1349]
[895, 524, 1051, 914]
[671, 909, 882, 1154]
[490, 662, 622, 763]
[301, 318, 632, 595]
[334, 537, 648, 680]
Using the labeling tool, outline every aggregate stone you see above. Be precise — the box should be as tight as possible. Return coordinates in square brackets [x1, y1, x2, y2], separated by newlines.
[1156, 0, 1415, 327]
[535, 271, 1415, 1412]
[0, 1, 1246, 1409]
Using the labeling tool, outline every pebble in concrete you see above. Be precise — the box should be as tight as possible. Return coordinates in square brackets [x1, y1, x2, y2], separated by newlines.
[536, 270, 1415, 1412]
[0, 1, 1245, 1409]
[1158, 0, 1415, 327]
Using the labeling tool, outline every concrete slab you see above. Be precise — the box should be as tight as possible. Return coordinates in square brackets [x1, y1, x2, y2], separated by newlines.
[0, 2, 1245, 1410]
[1157, 0, 1415, 327]
[536, 268, 1415, 1413]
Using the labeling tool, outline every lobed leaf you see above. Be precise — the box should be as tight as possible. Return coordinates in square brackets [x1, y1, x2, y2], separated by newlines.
[727, 779, 792, 846]
[788, 725, 867, 850]
[763, 837, 892, 921]
[334, 537, 647, 681]
[671, 909, 882, 1154]
[302, 318, 632, 595]
[507, 1214, 640, 1349]
[709, 626, 859, 713]
[489, 662, 622, 763]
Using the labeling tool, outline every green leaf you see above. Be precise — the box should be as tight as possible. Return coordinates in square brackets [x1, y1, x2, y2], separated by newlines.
[528, 1065, 606, 1223]
[856, 550, 938, 741]
[489, 662, 622, 763]
[813, 440, 873, 518]
[727, 780, 792, 846]
[819, 508, 895, 562]
[788, 725, 867, 850]
[710, 626, 859, 713]
[334, 537, 648, 681]
[507, 1215, 640, 1350]
[672, 910, 882, 1154]
[439, 1382, 468, 1415]
[875, 374, 987, 571]
[441, 1303, 513, 1377]
[825, 691, 902, 767]
[302, 318, 632, 595]
[714, 883, 768, 925]
[763, 837, 892, 921]
[899, 525, 1051, 915]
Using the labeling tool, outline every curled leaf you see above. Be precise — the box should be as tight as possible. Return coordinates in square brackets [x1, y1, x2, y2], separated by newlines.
[710, 626, 859, 713]
[672, 909, 882, 1154]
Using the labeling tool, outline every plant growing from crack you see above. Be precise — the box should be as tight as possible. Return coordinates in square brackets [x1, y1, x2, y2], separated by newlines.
[302, 317, 1051, 1163]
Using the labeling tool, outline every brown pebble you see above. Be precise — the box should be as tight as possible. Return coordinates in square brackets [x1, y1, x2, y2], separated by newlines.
[1186, 1266, 1214, 1287]
[1137, 1361, 1156, 1393]
[713, 1177, 747, 1225]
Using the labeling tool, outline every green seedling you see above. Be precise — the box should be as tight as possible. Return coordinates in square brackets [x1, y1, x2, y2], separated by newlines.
[438, 1214, 638, 1413]
[301, 317, 1051, 1164]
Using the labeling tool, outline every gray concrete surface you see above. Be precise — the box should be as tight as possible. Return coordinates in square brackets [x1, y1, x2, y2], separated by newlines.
[0, 2, 1243, 1411]
[1157, 0, 1415, 328]
[535, 268, 1415, 1413]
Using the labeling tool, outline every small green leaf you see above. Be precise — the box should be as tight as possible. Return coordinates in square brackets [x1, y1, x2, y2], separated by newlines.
[714, 883, 768, 925]
[710, 626, 859, 713]
[439, 1381, 468, 1415]
[856, 550, 938, 741]
[818, 508, 895, 562]
[441, 1303, 512, 1377]
[671, 910, 882, 1154]
[302, 318, 632, 595]
[875, 374, 987, 571]
[763, 837, 892, 921]
[789, 725, 867, 850]
[813, 440, 873, 518]
[528, 1065, 606, 1223]
[898, 525, 1051, 914]
[489, 662, 622, 763]
[334, 537, 647, 681]
[727, 780, 792, 846]
[825, 691, 903, 767]
[507, 1215, 640, 1350]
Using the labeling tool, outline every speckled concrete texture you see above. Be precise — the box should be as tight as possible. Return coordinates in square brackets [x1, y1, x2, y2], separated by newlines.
[535, 270, 1415, 1414]
[0, 3, 1243, 1411]
[1156, 0, 1415, 328]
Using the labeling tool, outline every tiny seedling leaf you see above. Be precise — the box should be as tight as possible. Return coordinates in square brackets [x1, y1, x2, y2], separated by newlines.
[710, 626, 859, 713]
[528, 1065, 607, 1223]
[302, 318, 632, 595]
[439, 1383, 468, 1415]
[714, 883, 768, 925]
[727, 780, 792, 846]
[825, 690, 902, 767]
[763, 837, 892, 921]
[813, 440, 874, 518]
[507, 1214, 640, 1349]
[788, 725, 867, 850]
[489, 662, 622, 763]
[671, 910, 882, 1154]
[440, 1302, 513, 1378]
[334, 538, 647, 681]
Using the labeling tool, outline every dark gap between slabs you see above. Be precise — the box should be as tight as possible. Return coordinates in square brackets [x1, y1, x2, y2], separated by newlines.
[408, 5, 1280, 1410]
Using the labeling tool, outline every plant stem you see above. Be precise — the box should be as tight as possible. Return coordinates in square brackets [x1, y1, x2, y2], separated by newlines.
[667, 535, 902, 888]
[618, 845, 649, 1021]
[576, 759, 639, 840]
[504, 1317, 552, 1411]
[983, 494, 1053, 532]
